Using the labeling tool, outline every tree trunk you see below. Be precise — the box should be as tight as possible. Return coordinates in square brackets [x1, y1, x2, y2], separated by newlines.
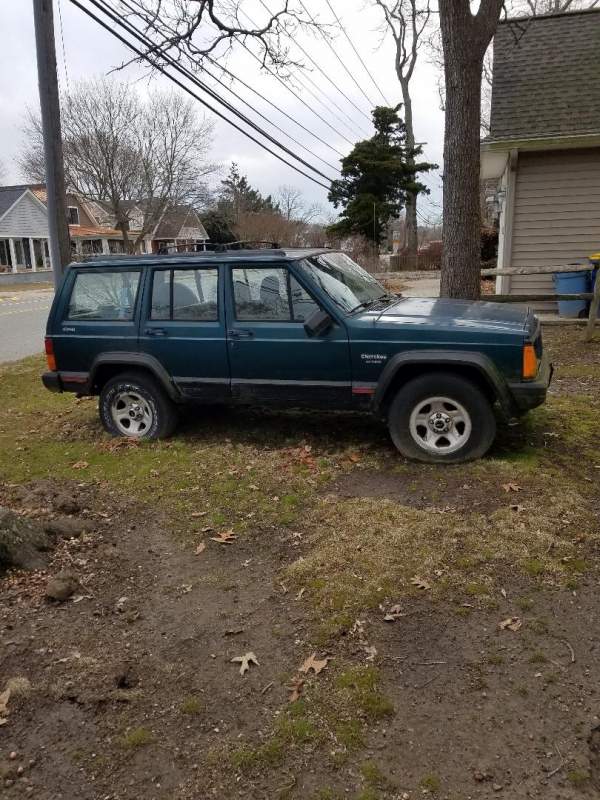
[399, 79, 419, 261]
[440, 57, 483, 299]
[439, 0, 503, 300]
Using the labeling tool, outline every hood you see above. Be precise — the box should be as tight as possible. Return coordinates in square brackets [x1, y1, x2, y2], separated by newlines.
[362, 296, 530, 334]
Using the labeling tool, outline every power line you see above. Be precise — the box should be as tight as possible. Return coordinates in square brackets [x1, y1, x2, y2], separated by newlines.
[86, 0, 335, 184]
[69, 0, 332, 190]
[118, 0, 353, 156]
[56, 0, 71, 95]
[204, 54, 347, 159]
[297, 0, 377, 111]
[237, 38, 356, 147]
[324, 0, 390, 106]
[114, 0, 341, 174]
[255, 0, 372, 129]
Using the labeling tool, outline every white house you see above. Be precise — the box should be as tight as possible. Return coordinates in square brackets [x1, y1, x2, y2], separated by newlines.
[0, 184, 210, 272]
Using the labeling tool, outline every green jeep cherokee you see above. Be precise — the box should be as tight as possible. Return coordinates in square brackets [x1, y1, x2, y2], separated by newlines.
[42, 248, 552, 463]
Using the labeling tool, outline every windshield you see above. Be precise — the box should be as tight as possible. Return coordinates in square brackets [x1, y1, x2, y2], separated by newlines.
[299, 252, 388, 313]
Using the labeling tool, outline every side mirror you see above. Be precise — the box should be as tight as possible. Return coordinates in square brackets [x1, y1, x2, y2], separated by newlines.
[304, 308, 333, 337]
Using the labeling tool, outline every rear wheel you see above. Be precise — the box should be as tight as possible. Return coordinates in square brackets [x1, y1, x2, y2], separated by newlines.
[387, 372, 496, 463]
[99, 372, 178, 440]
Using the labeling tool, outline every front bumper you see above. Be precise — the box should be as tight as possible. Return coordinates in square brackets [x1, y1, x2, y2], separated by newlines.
[507, 354, 553, 413]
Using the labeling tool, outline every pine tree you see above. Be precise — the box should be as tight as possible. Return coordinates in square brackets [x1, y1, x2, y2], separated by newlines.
[328, 106, 435, 245]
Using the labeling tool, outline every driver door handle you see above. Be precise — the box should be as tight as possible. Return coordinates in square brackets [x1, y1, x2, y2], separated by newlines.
[145, 328, 167, 337]
[229, 329, 254, 339]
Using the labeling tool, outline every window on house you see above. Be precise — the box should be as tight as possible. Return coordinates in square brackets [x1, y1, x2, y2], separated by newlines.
[81, 239, 103, 255]
[67, 206, 80, 225]
[150, 269, 219, 321]
[68, 271, 141, 321]
[0, 240, 11, 267]
[108, 240, 125, 254]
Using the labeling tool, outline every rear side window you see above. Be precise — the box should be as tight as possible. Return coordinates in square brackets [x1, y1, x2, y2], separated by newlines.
[68, 271, 141, 321]
[151, 269, 219, 321]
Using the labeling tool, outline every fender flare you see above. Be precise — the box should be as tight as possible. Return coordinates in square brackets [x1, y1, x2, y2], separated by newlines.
[373, 350, 514, 416]
[88, 352, 181, 401]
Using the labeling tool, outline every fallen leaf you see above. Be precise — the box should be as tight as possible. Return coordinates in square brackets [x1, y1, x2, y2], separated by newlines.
[231, 651, 259, 676]
[0, 688, 11, 725]
[510, 504, 525, 513]
[149, 469, 160, 478]
[348, 452, 361, 463]
[287, 675, 304, 702]
[499, 616, 522, 632]
[502, 483, 521, 493]
[384, 604, 404, 622]
[72, 461, 89, 470]
[249, 484, 260, 491]
[500, 588, 507, 599]
[201, 526, 213, 533]
[191, 511, 208, 518]
[210, 530, 236, 544]
[411, 576, 431, 591]
[299, 652, 331, 675]
[295, 587, 306, 600]
[364, 645, 377, 661]
[195, 542, 206, 555]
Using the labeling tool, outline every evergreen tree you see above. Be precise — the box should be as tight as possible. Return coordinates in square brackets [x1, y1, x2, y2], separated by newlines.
[328, 106, 435, 245]
[218, 163, 279, 224]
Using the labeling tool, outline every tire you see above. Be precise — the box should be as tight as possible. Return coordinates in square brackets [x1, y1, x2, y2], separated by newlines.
[99, 372, 178, 440]
[387, 372, 496, 464]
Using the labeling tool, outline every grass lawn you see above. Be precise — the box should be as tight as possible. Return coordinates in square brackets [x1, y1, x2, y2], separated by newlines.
[0, 328, 599, 799]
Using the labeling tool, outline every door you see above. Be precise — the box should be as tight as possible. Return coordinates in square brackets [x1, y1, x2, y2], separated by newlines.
[53, 268, 143, 375]
[226, 263, 352, 407]
[140, 265, 230, 401]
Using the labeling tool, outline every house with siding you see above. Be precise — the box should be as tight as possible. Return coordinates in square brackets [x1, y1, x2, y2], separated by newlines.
[481, 9, 600, 308]
[0, 185, 209, 272]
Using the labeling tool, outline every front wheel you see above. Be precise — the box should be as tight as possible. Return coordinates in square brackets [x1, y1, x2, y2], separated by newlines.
[387, 373, 496, 464]
[99, 372, 178, 440]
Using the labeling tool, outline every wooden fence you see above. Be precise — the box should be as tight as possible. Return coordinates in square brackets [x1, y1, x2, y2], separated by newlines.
[374, 262, 600, 342]
[388, 253, 440, 272]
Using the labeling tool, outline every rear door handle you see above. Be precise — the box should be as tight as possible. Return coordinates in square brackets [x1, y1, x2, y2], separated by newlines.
[145, 328, 167, 337]
[229, 329, 254, 339]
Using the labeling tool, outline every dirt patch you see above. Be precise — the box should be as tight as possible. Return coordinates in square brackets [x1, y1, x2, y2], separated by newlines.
[328, 466, 514, 512]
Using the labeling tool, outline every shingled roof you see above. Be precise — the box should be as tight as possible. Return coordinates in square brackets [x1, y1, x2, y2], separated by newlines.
[490, 9, 600, 142]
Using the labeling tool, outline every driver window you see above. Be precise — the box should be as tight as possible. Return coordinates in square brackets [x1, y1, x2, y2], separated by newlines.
[290, 275, 319, 321]
[232, 267, 291, 321]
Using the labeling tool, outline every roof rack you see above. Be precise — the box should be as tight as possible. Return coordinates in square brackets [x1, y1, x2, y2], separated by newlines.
[213, 240, 280, 252]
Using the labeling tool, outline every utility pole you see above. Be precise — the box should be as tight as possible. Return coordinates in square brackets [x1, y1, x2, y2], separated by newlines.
[33, 0, 71, 287]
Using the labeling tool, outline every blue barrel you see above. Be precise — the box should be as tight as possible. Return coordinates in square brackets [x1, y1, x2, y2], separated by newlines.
[553, 271, 589, 318]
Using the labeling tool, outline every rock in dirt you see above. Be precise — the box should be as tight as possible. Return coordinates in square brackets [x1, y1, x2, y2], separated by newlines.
[0, 508, 50, 572]
[52, 494, 81, 515]
[44, 516, 89, 539]
[589, 725, 600, 789]
[114, 663, 139, 689]
[45, 571, 80, 602]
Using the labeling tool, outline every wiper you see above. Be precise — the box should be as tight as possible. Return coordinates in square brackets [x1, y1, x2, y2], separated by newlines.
[350, 294, 394, 313]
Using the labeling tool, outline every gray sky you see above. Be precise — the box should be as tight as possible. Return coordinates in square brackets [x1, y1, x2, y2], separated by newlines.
[0, 0, 444, 221]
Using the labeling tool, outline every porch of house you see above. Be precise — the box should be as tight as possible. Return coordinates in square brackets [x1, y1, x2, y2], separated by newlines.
[0, 237, 51, 273]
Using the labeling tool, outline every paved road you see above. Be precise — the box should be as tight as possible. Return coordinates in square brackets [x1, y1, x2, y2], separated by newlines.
[0, 289, 54, 363]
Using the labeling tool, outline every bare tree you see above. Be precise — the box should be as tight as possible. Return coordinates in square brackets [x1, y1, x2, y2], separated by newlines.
[276, 184, 322, 223]
[0, 160, 6, 186]
[21, 78, 217, 252]
[439, 0, 504, 300]
[374, 0, 431, 258]
[115, 0, 316, 72]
